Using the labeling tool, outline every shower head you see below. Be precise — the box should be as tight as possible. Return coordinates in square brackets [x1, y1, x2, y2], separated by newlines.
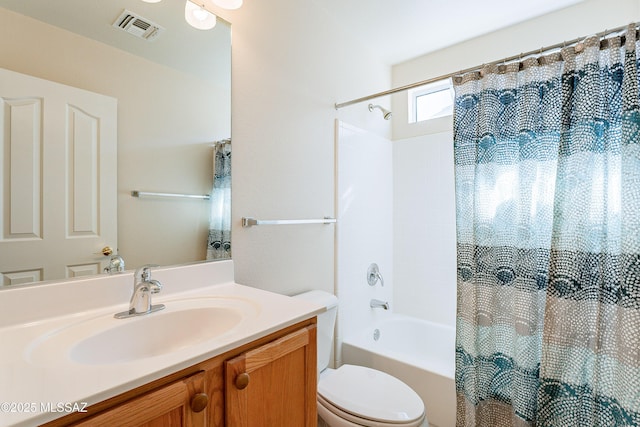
[368, 103, 392, 120]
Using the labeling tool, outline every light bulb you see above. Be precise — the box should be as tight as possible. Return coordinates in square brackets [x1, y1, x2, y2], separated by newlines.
[141, 0, 162, 3]
[184, 1, 217, 30]
[211, 0, 242, 10]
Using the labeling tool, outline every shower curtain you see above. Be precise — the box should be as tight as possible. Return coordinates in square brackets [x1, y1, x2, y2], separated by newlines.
[207, 141, 231, 260]
[454, 26, 640, 427]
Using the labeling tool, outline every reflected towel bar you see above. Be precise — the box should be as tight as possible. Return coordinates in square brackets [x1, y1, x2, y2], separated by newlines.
[242, 217, 337, 228]
[131, 191, 210, 200]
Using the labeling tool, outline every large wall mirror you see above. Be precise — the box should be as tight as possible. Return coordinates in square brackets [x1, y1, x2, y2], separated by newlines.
[0, 0, 231, 287]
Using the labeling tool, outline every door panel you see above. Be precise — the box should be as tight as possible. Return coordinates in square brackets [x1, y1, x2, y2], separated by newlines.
[225, 325, 317, 427]
[3, 97, 42, 240]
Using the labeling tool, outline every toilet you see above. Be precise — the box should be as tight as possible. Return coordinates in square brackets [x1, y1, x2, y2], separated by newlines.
[294, 290, 428, 427]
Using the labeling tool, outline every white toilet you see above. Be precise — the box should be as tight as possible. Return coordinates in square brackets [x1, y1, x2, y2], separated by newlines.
[294, 290, 428, 427]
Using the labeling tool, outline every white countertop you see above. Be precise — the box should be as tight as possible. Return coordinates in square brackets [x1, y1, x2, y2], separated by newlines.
[0, 261, 323, 426]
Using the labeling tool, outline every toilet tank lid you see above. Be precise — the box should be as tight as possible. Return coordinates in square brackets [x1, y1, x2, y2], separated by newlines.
[293, 290, 338, 310]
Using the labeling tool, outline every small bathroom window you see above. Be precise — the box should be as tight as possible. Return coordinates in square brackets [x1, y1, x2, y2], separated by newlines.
[408, 78, 454, 123]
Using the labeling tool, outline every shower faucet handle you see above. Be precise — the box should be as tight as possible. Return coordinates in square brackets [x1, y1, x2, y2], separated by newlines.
[367, 263, 384, 287]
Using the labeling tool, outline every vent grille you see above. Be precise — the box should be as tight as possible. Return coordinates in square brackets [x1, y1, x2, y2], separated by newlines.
[112, 10, 164, 41]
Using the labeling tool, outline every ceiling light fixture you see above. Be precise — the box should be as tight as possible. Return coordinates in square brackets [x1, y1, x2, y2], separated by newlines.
[184, 1, 217, 30]
[141, 0, 242, 30]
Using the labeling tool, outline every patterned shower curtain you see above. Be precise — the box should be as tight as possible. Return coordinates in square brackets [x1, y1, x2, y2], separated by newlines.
[207, 140, 231, 260]
[453, 25, 640, 427]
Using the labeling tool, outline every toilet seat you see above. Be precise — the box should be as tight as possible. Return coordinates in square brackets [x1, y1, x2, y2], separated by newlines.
[318, 394, 427, 427]
[318, 365, 426, 427]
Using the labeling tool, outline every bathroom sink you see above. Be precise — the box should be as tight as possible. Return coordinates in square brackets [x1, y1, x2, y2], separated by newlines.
[25, 296, 259, 365]
[71, 306, 241, 364]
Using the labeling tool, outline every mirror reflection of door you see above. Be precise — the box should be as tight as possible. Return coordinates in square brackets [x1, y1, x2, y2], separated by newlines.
[0, 68, 117, 286]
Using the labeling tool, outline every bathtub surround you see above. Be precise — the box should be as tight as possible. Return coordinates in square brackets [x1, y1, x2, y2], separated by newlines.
[453, 25, 640, 426]
[393, 132, 457, 327]
[335, 121, 393, 365]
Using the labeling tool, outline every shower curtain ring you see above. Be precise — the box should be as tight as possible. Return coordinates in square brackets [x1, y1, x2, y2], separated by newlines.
[498, 58, 507, 73]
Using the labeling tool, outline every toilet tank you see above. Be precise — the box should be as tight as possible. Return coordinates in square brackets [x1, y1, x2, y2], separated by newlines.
[293, 290, 338, 372]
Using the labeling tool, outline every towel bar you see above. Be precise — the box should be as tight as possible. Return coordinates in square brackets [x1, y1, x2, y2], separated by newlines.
[241, 217, 336, 227]
[131, 191, 210, 200]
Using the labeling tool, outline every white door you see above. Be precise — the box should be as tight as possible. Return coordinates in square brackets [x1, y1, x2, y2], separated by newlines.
[0, 68, 117, 285]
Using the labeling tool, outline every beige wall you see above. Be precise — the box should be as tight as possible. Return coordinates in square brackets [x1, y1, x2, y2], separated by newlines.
[0, 8, 231, 270]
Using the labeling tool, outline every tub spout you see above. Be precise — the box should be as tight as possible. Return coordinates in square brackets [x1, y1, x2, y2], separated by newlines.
[370, 299, 389, 310]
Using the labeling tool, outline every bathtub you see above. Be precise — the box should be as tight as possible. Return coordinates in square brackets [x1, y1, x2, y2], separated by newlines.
[341, 314, 456, 427]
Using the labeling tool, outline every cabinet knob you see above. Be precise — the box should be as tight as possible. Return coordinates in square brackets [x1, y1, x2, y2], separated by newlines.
[190, 393, 209, 413]
[235, 372, 250, 390]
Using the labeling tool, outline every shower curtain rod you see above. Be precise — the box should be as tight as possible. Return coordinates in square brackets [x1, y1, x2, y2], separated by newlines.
[334, 22, 638, 109]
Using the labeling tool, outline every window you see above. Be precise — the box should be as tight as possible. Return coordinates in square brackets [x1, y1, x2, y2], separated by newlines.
[408, 78, 454, 123]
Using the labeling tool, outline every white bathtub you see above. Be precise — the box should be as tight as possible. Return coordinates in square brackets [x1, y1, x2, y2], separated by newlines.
[341, 314, 456, 427]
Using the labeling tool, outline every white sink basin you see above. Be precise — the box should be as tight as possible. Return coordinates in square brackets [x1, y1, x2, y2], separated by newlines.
[71, 306, 241, 364]
[25, 296, 259, 365]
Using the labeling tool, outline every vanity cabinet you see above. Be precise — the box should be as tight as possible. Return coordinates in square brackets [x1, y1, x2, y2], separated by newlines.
[42, 319, 317, 427]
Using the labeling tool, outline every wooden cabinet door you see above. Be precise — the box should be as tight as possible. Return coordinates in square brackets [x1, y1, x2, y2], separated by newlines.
[225, 325, 317, 427]
[73, 371, 209, 427]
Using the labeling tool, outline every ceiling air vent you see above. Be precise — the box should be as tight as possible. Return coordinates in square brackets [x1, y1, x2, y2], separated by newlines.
[112, 10, 164, 41]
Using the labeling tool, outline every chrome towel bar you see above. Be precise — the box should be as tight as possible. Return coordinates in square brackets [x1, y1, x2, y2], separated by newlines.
[131, 191, 210, 200]
[241, 217, 336, 228]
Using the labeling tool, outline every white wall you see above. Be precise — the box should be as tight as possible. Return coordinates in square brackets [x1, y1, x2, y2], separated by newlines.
[0, 9, 231, 271]
[393, 132, 456, 327]
[336, 121, 393, 362]
[223, 0, 391, 296]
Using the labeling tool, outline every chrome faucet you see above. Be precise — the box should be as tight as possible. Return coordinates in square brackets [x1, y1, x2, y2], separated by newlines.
[370, 299, 390, 310]
[104, 254, 125, 274]
[114, 265, 165, 319]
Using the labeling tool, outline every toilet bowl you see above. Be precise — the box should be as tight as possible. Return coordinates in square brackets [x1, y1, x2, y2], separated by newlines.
[294, 290, 428, 427]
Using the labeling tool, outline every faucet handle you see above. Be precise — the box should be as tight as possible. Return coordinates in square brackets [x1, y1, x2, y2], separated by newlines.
[148, 279, 163, 294]
[367, 263, 384, 287]
[135, 264, 160, 282]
